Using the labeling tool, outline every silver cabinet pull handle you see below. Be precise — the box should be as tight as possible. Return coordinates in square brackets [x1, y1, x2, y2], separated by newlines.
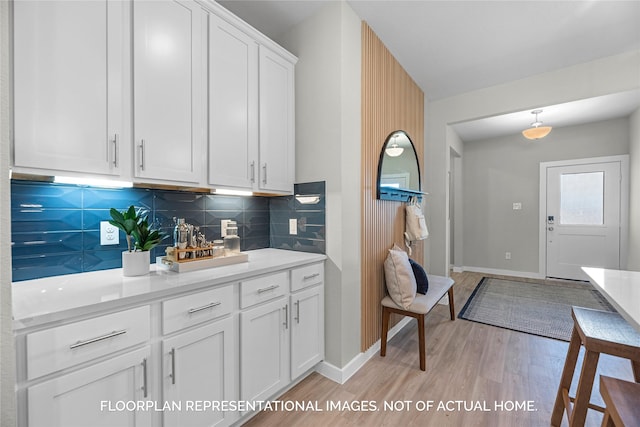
[139, 140, 145, 171]
[262, 163, 267, 184]
[69, 329, 127, 349]
[113, 133, 119, 167]
[142, 358, 148, 398]
[303, 273, 320, 280]
[187, 301, 221, 314]
[257, 284, 279, 294]
[170, 348, 176, 385]
[283, 304, 288, 329]
[250, 161, 255, 183]
[295, 300, 300, 324]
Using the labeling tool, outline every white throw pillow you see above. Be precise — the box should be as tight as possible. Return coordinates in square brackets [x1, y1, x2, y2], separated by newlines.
[383, 244, 417, 309]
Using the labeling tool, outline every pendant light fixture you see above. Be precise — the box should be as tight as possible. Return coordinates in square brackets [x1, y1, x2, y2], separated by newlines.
[385, 135, 404, 157]
[522, 109, 552, 140]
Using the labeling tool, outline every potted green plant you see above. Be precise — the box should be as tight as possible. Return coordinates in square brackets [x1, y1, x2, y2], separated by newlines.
[109, 206, 167, 276]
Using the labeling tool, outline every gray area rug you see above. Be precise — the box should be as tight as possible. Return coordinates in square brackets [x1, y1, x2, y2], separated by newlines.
[458, 277, 616, 341]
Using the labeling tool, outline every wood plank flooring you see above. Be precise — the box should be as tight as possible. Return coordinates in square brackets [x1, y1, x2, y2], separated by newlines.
[244, 272, 636, 426]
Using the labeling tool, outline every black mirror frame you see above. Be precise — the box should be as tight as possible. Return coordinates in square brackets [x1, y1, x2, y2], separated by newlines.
[376, 130, 424, 202]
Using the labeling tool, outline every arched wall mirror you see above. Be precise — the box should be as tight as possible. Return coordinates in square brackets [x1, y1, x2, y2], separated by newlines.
[376, 130, 424, 202]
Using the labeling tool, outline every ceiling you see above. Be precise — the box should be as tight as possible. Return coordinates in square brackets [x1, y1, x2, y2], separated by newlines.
[218, 0, 640, 140]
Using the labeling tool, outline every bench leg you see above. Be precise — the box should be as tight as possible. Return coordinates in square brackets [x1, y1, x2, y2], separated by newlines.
[631, 359, 640, 383]
[448, 287, 455, 320]
[380, 306, 390, 357]
[417, 314, 426, 371]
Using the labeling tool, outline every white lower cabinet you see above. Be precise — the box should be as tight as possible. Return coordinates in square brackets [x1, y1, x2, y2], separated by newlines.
[163, 317, 236, 427]
[290, 285, 324, 379]
[240, 263, 325, 407]
[16, 256, 325, 427]
[27, 347, 152, 427]
[240, 297, 290, 403]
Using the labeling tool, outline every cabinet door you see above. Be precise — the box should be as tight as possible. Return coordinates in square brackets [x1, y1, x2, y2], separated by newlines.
[13, 0, 125, 176]
[208, 14, 258, 189]
[258, 46, 295, 193]
[133, 0, 203, 183]
[27, 347, 151, 427]
[291, 285, 324, 379]
[240, 297, 289, 403]
[163, 317, 236, 427]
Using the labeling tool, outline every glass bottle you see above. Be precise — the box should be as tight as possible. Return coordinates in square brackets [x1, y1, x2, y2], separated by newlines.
[224, 222, 241, 255]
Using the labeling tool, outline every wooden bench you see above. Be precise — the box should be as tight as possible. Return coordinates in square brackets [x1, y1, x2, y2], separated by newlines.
[380, 275, 455, 371]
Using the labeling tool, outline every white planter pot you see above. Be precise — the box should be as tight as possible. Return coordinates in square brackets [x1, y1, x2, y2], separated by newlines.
[122, 251, 150, 277]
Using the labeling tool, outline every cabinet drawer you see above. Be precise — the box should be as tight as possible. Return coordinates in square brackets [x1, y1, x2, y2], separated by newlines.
[162, 285, 234, 335]
[26, 306, 150, 380]
[291, 262, 324, 292]
[240, 272, 288, 309]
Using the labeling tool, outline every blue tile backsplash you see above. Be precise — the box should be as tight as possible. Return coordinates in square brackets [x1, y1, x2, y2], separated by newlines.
[11, 180, 326, 282]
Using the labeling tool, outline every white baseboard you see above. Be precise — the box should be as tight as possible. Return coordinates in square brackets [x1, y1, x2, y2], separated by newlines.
[462, 266, 544, 280]
[452, 266, 463, 273]
[316, 317, 412, 385]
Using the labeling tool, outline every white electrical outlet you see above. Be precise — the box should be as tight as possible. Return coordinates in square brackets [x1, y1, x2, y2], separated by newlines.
[221, 220, 231, 237]
[100, 221, 119, 245]
[505, 252, 511, 260]
[289, 218, 297, 235]
[513, 202, 522, 210]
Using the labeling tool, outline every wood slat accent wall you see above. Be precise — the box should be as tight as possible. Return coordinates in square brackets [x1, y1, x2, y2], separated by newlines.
[361, 22, 425, 352]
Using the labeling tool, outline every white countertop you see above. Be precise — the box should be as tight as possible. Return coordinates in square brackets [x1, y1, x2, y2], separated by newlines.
[12, 249, 326, 331]
[582, 267, 640, 332]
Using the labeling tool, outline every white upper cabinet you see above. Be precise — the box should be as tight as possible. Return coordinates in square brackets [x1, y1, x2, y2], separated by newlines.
[258, 46, 295, 193]
[13, 0, 128, 177]
[207, 10, 296, 194]
[208, 13, 258, 189]
[12, 0, 294, 190]
[133, 0, 204, 184]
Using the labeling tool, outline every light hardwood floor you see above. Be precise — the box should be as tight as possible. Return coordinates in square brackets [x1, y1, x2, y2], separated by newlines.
[244, 271, 636, 426]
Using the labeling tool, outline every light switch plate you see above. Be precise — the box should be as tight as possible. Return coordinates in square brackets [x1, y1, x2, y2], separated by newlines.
[100, 221, 119, 245]
[289, 218, 297, 235]
[513, 202, 522, 210]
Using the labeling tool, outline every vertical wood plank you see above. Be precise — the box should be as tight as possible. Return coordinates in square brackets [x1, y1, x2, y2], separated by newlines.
[361, 23, 425, 351]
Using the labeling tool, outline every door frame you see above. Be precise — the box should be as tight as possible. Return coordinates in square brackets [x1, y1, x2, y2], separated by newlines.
[538, 155, 629, 278]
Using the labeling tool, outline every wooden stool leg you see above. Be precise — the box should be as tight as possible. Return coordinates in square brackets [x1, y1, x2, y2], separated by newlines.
[551, 326, 582, 426]
[380, 307, 390, 357]
[601, 410, 615, 427]
[417, 314, 425, 371]
[448, 287, 455, 320]
[631, 359, 640, 383]
[571, 349, 600, 427]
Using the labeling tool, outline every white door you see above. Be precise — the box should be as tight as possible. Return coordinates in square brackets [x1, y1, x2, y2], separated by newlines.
[133, 0, 203, 183]
[13, 0, 125, 176]
[290, 286, 324, 379]
[240, 297, 289, 403]
[163, 318, 236, 427]
[258, 46, 295, 193]
[27, 347, 151, 427]
[208, 13, 258, 189]
[546, 160, 621, 280]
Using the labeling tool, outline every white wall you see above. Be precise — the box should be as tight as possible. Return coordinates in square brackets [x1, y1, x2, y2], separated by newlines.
[0, 0, 17, 424]
[462, 117, 630, 274]
[629, 107, 640, 271]
[428, 50, 640, 276]
[276, 1, 362, 368]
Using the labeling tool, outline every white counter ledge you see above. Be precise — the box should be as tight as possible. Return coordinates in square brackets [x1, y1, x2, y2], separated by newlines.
[582, 267, 640, 332]
[12, 248, 326, 330]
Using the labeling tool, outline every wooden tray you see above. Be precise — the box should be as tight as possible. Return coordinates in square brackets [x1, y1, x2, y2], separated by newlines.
[156, 252, 248, 273]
